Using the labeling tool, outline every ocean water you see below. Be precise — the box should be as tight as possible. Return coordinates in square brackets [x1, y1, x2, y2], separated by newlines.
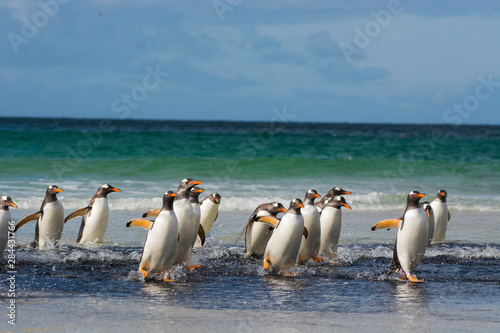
[1, 117, 499, 332]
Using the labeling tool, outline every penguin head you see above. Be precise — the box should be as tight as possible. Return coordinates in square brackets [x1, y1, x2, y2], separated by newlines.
[270, 202, 287, 215]
[407, 191, 425, 207]
[162, 191, 176, 210]
[436, 190, 447, 201]
[328, 196, 352, 210]
[178, 178, 203, 191]
[288, 198, 304, 213]
[47, 185, 63, 195]
[304, 189, 321, 201]
[188, 187, 204, 202]
[0, 196, 17, 209]
[211, 193, 221, 204]
[98, 184, 121, 197]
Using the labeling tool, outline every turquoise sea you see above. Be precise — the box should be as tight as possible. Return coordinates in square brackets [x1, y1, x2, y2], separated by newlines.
[1, 117, 499, 332]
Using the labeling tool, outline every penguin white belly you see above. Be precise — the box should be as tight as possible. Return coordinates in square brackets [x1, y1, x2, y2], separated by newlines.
[38, 201, 64, 248]
[427, 210, 435, 244]
[396, 209, 428, 275]
[431, 202, 448, 242]
[0, 210, 12, 257]
[172, 199, 195, 264]
[265, 215, 304, 269]
[140, 211, 178, 273]
[200, 202, 218, 233]
[319, 207, 342, 257]
[246, 221, 274, 256]
[297, 205, 321, 263]
[79, 198, 109, 243]
[190, 203, 201, 247]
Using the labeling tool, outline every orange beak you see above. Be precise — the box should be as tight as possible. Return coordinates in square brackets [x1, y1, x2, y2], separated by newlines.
[111, 188, 121, 192]
[313, 193, 321, 198]
[279, 208, 287, 213]
[297, 203, 304, 209]
[416, 193, 425, 198]
[54, 188, 63, 193]
[189, 180, 202, 186]
[342, 191, 352, 195]
[8, 202, 18, 209]
[342, 202, 352, 210]
[169, 193, 177, 197]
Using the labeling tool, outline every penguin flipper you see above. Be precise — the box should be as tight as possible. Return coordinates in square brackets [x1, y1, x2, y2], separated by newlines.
[64, 207, 91, 223]
[126, 219, 153, 230]
[371, 219, 401, 231]
[235, 215, 256, 243]
[255, 216, 279, 228]
[303, 227, 308, 239]
[15, 211, 42, 232]
[448, 211, 451, 221]
[198, 225, 206, 246]
[142, 209, 160, 218]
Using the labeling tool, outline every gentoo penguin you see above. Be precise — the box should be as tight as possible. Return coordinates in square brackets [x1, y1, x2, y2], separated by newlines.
[319, 196, 352, 260]
[127, 191, 178, 281]
[316, 187, 351, 213]
[263, 199, 307, 273]
[296, 189, 322, 264]
[15, 185, 64, 249]
[189, 186, 205, 247]
[0, 196, 17, 258]
[431, 190, 450, 242]
[64, 184, 121, 244]
[199, 193, 221, 235]
[172, 178, 202, 268]
[422, 201, 435, 244]
[388, 191, 428, 283]
[237, 202, 287, 257]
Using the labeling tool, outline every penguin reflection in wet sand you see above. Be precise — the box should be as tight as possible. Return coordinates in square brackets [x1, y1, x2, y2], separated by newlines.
[385, 191, 428, 283]
[316, 187, 351, 213]
[238, 202, 287, 257]
[64, 184, 121, 244]
[319, 196, 351, 261]
[263, 199, 307, 274]
[127, 191, 178, 281]
[15, 185, 64, 249]
[431, 190, 450, 242]
[0, 196, 17, 258]
[172, 178, 202, 269]
[296, 189, 322, 264]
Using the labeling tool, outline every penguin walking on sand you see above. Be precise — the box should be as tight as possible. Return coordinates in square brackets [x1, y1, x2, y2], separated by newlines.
[263, 198, 307, 273]
[316, 187, 351, 213]
[296, 189, 322, 264]
[431, 190, 450, 242]
[319, 196, 352, 261]
[0, 196, 17, 258]
[126, 191, 178, 281]
[15, 185, 64, 249]
[385, 191, 428, 283]
[64, 184, 121, 244]
[172, 178, 202, 268]
[237, 202, 287, 257]
[189, 186, 205, 248]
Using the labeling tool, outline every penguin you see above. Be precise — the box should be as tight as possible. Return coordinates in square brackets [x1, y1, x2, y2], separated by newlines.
[388, 191, 428, 283]
[127, 191, 178, 281]
[296, 189, 322, 264]
[64, 184, 121, 244]
[263, 198, 307, 273]
[15, 185, 64, 249]
[199, 192, 221, 235]
[316, 187, 351, 213]
[431, 190, 450, 242]
[237, 202, 287, 257]
[172, 178, 202, 268]
[188, 186, 205, 248]
[319, 196, 352, 260]
[422, 201, 435, 245]
[0, 196, 17, 258]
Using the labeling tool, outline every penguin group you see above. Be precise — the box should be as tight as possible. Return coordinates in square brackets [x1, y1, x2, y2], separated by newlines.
[2, 182, 450, 283]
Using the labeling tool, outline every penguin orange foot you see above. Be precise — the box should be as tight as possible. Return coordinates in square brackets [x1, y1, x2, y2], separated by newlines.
[139, 268, 149, 279]
[407, 274, 424, 283]
[313, 256, 323, 263]
[263, 259, 270, 271]
[186, 264, 200, 270]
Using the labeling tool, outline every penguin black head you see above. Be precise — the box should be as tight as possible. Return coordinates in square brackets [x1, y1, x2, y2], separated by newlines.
[162, 191, 176, 210]
[327, 196, 352, 210]
[189, 187, 204, 203]
[47, 185, 63, 195]
[326, 187, 352, 198]
[177, 178, 202, 191]
[97, 184, 121, 197]
[407, 191, 425, 208]
[436, 190, 447, 202]
[210, 193, 221, 204]
[0, 196, 17, 210]
[287, 198, 304, 214]
[304, 189, 321, 204]
[270, 202, 287, 215]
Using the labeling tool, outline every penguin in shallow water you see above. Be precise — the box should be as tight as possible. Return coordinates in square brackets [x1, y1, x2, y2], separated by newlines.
[188, 186, 205, 248]
[64, 184, 121, 244]
[172, 178, 202, 268]
[316, 187, 351, 213]
[263, 198, 307, 273]
[127, 191, 178, 281]
[319, 196, 351, 260]
[199, 193, 221, 235]
[296, 189, 322, 264]
[431, 190, 450, 242]
[15, 185, 64, 249]
[0, 196, 17, 258]
[237, 202, 287, 257]
[388, 191, 428, 283]
[422, 201, 435, 244]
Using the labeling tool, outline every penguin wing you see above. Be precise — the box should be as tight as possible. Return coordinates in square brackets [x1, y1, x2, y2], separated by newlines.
[303, 227, 308, 239]
[371, 218, 402, 231]
[15, 211, 42, 232]
[235, 214, 258, 243]
[64, 207, 91, 223]
[254, 216, 279, 228]
[126, 219, 153, 230]
[198, 224, 206, 246]
[448, 211, 451, 222]
[142, 209, 160, 218]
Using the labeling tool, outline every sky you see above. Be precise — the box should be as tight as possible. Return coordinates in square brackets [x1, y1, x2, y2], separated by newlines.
[1, 0, 500, 125]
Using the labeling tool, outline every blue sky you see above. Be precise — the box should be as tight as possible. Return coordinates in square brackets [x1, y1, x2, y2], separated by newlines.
[1, 0, 500, 124]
